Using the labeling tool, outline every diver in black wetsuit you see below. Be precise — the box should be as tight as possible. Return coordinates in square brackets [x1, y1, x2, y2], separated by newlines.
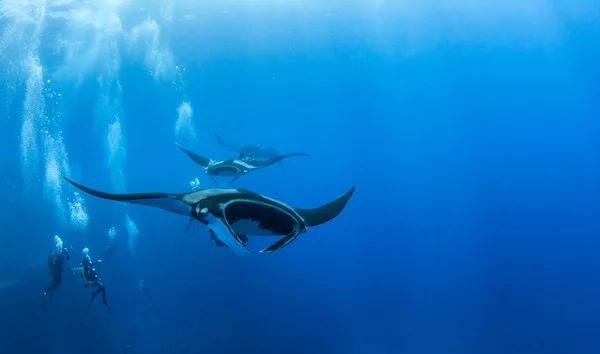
[79, 247, 116, 317]
[42, 235, 72, 307]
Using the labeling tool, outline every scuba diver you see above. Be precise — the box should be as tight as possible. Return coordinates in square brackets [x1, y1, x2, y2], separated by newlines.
[77, 247, 116, 317]
[42, 235, 72, 307]
[138, 279, 154, 308]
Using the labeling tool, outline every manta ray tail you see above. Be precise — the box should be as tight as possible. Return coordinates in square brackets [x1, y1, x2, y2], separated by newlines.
[215, 133, 241, 152]
[175, 143, 212, 168]
[295, 186, 356, 227]
[251, 153, 310, 168]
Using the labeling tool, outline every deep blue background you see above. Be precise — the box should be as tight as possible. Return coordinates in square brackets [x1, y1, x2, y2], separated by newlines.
[1, 2, 600, 354]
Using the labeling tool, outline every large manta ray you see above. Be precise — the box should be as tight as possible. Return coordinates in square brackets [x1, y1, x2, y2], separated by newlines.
[215, 133, 284, 162]
[176, 143, 309, 186]
[63, 177, 355, 258]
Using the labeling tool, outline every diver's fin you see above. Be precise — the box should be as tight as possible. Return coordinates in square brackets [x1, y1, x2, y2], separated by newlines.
[249, 153, 310, 168]
[215, 133, 241, 152]
[295, 186, 356, 227]
[101, 290, 116, 317]
[42, 292, 47, 308]
[175, 143, 212, 168]
[260, 229, 302, 253]
[105, 303, 117, 317]
[63, 178, 191, 216]
[88, 292, 97, 308]
[206, 213, 252, 258]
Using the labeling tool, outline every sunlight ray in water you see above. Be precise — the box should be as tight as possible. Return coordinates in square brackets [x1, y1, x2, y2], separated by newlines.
[125, 214, 139, 256]
[127, 19, 175, 81]
[0, 22, 26, 113]
[41, 83, 72, 226]
[106, 114, 127, 193]
[95, 38, 128, 193]
[68, 191, 89, 230]
[4, 0, 179, 201]
[19, 55, 44, 185]
[7, 0, 77, 224]
[42, 130, 70, 224]
[16, 1, 48, 186]
[175, 101, 197, 140]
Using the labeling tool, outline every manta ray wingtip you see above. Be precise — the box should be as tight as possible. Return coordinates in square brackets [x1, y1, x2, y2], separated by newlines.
[63, 176, 78, 186]
[291, 152, 311, 157]
[175, 143, 212, 168]
[295, 185, 356, 227]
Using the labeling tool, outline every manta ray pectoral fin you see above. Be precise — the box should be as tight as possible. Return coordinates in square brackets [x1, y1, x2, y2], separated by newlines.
[175, 143, 212, 168]
[215, 133, 241, 152]
[295, 186, 356, 227]
[205, 213, 252, 258]
[211, 233, 248, 247]
[63, 177, 191, 216]
[259, 229, 302, 253]
[250, 152, 311, 168]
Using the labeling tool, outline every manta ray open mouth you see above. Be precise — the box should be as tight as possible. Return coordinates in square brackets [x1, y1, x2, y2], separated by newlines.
[224, 200, 301, 236]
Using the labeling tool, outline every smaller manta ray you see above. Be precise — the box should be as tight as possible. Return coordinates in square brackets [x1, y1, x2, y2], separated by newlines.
[63, 177, 355, 258]
[175, 143, 310, 186]
[215, 133, 283, 162]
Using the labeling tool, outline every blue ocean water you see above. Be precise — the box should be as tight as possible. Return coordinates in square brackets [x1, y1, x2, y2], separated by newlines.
[1, 1, 600, 353]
